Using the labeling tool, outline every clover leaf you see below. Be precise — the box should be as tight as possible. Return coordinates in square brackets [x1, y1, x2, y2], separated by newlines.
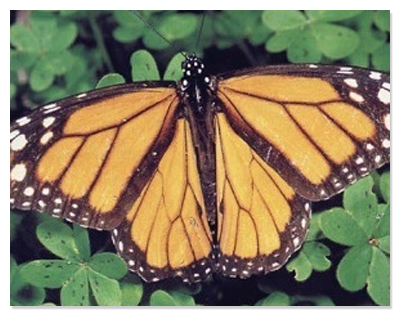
[320, 175, 390, 306]
[20, 221, 128, 306]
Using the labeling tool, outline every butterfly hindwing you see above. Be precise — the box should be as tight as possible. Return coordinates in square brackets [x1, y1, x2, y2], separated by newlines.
[10, 83, 180, 230]
[215, 113, 310, 277]
[217, 64, 390, 201]
[112, 118, 214, 283]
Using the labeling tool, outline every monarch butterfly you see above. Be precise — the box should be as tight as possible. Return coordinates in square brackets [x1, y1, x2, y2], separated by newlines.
[10, 51, 390, 283]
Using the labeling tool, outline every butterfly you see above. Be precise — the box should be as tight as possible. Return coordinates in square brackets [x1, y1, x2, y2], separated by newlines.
[10, 53, 390, 283]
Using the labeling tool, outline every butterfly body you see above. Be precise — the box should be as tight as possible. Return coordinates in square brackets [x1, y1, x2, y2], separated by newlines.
[10, 53, 390, 283]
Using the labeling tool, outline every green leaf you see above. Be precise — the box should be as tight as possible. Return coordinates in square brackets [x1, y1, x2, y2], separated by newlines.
[367, 247, 390, 306]
[379, 171, 390, 203]
[343, 176, 379, 237]
[96, 73, 126, 89]
[374, 11, 390, 32]
[10, 50, 37, 70]
[306, 10, 362, 22]
[320, 207, 368, 246]
[374, 203, 390, 238]
[256, 292, 291, 306]
[41, 302, 57, 306]
[142, 29, 171, 50]
[20, 260, 80, 289]
[50, 21, 78, 51]
[10, 24, 40, 52]
[113, 26, 142, 43]
[287, 242, 331, 281]
[376, 235, 390, 255]
[305, 212, 325, 241]
[287, 28, 322, 63]
[374, 204, 390, 254]
[114, 10, 141, 28]
[265, 30, 296, 53]
[112, 11, 144, 43]
[73, 224, 91, 261]
[120, 275, 143, 306]
[293, 295, 335, 306]
[10, 258, 46, 306]
[46, 50, 75, 75]
[314, 23, 360, 59]
[159, 13, 197, 41]
[130, 50, 160, 81]
[372, 43, 390, 71]
[89, 253, 127, 280]
[61, 268, 90, 306]
[149, 290, 196, 306]
[262, 10, 307, 31]
[337, 243, 372, 291]
[310, 296, 335, 306]
[36, 221, 80, 260]
[30, 61, 55, 92]
[164, 53, 185, 81]
[88, 269, 122, 306]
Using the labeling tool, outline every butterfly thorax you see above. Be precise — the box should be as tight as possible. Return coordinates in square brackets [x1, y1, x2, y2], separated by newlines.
[180, 54, 216, 113]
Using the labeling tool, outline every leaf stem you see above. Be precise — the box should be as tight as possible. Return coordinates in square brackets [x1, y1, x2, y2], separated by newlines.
[88, 12, 114, 73]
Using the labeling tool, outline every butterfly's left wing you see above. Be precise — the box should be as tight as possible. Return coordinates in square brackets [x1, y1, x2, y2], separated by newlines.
[10, 83, 180, 229]
[112, 118, 214, 282]
[10, 84, 214, 283]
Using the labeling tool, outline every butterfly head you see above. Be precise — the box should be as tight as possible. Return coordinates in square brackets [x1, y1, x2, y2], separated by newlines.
[181, 54, 212, 91]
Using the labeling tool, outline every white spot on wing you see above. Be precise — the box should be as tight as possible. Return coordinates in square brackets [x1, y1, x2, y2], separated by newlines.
[10, 130, 20, 140]
[40, 131, 54, 145]
[355, 157, 364, 165]
[16, 116, 31, 126]
[344, 78, 358, 88]
[378, 88, 390, 105]
[77, 93, 87, 99]
[43, 103, 57, 110]
[11, 163, 27, 182]
[382, 139, 390, 149]
[369, 71, 382, 80]
[366, 143, 374, 151]
[24, 187, 35, 196]
[44, 105, 61, 114]
[11, 134, 28, 151]
[384, 113, 390, 131]
[42, 117, 56, 128]
[337, 67, 353, 74]
[349, 91, 364, 103]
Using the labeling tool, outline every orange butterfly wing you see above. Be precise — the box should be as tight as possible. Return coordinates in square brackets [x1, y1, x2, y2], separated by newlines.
[214, 65, 390, 276]
[10, 84, 179, 229]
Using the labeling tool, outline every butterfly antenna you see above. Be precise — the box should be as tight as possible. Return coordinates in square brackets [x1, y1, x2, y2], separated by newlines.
[131, 10, 187, 58]
[195, 13, 206, 54]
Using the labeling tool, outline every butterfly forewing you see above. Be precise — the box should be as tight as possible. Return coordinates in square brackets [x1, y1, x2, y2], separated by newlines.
[10, 83, 180, 230]
[217, 64, 390, 201]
